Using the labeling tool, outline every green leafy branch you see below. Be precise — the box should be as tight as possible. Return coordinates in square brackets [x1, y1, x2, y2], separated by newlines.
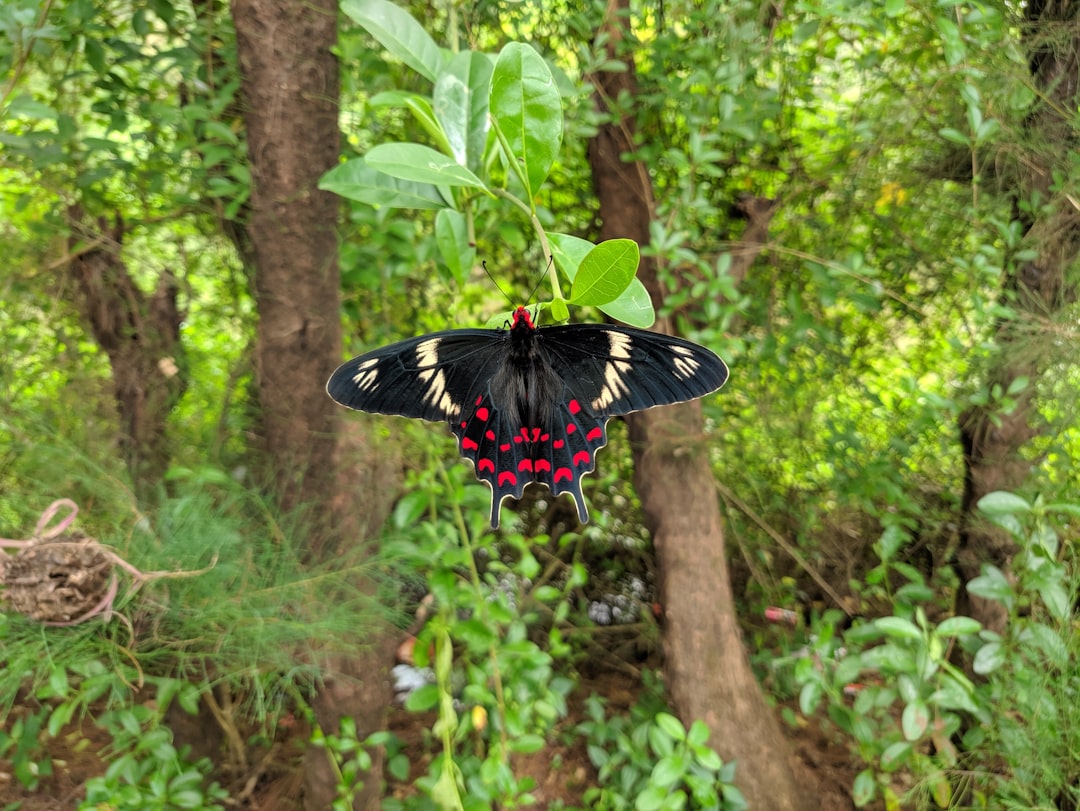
[321, 0, 652, 326]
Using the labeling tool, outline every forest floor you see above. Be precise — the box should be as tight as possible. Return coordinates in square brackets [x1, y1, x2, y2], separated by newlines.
[1, 668, 863, 810]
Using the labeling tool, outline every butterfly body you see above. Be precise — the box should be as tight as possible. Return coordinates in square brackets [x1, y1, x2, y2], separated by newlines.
[328, 307, 727, 527]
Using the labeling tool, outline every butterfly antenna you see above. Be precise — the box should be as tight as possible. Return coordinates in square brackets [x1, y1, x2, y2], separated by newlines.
[525, 255, 553, 306]
[481, 261, 516, 307]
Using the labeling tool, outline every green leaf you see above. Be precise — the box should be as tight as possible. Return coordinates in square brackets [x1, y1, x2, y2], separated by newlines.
[686, 719, 710, 748]
[549, 232, 595, 280]
[1039, 581, 1069, 620]
[650, 753, 687, 788]
[570, 239, 639, 306]
[404, 683, 439, 712]
[549, 298, 570, 323]
[938, 127, 970, 145]
[319, 158, 450, 210]
[935, 616, 981, 637]
[977, 491, 1030, 514]
[966, 565, 1013, 605]
[901, 699, 929, 741]
[972, 640, 1005, 675]
[47, 701, 75, 737]
[880, 741, 913, 772]
[873, 616, 922, 640]
[490, 42, 562, 197]
[435, 209, 474, 286]
[799, 680, 823, 715]
[876, 523, 907, 562]
[435, 51, 493, 172]
[635, 783, 668, 811]
[653, 712, 687, 742]
[936, 16, 965, 66]
[601, 278, 655, 327]
[342, 0, 444, 82]
[370, 90, 452, 156]
[929, 672, 981, 715]
[509, 733, 545, 753]
[852, 769, 877, 807]
[366, 143, 488, 189]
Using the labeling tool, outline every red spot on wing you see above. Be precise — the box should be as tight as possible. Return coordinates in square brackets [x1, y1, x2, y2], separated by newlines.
[554, 467, 572, 482]
[569, 400, 581, 414]
[500, 443, 511, 451]
[485, 430, 496, 441]
[513, 435, 523, 444]
[462, 437, 479, 451]
[534, 459, 551, 473]
[586, 427, 603, 441]
[518, 459, 534, 472]
[475, 395, 483, 406]
[478, 459, 495, 473]
[573, 450, 591, 466]
[566, 424, 577, 434]
[476, 407, 489, 421]
[498, 471, 517, 486]
[553, 439, 565, 449]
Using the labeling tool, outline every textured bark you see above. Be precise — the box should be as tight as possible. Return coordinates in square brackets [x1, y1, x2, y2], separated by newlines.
[231, 2, 392, 808]
[956, 0, 1080, 632]
[67, 211, 186, 499]
[587, 6, 810, 810]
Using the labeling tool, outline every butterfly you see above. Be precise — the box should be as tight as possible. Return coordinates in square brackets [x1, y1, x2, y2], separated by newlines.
[327, 306, 728, 528]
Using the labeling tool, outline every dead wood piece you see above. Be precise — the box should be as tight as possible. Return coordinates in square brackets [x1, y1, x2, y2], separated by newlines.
[1, 532, 113, 623]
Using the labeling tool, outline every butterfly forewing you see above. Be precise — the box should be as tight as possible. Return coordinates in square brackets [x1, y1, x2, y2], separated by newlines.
[537, 325, 729, 417]
[326, 330, 503, 422]
[328, 307, 728, 528]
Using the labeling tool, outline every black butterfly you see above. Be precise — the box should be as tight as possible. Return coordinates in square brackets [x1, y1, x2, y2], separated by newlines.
[327, 306, 728, 528]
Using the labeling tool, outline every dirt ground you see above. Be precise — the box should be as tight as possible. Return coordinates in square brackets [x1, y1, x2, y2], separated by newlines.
[0, 667, 863, 811]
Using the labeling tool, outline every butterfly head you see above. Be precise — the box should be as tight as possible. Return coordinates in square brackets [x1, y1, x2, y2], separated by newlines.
[511, 306, 537, 332]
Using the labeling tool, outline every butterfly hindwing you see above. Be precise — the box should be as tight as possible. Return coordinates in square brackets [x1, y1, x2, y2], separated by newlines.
[538, 324, 728, 417]
[450, 391, 609, 527]
[534, 395, 610, 523]
[451, 394, 527, 526]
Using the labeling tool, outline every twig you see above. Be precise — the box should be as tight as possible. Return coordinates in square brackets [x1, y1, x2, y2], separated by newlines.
[714, 482, 852, 616]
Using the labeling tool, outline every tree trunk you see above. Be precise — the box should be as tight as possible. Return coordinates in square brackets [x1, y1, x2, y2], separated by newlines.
[587, 7, 811, 811]
[956, 0, 1080, 632]
[67, 210, 186, 501]
[231, 1, 392, 808]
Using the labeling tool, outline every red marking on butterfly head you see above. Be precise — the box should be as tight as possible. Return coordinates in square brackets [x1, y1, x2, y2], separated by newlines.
[511, 306, 535, 331]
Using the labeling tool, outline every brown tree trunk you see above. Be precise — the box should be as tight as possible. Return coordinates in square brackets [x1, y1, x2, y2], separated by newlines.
[956, 0, 1080, 632]
[67, 210, 186, 500]
[587, 6, 811, 811]
[231, 1, 392, 808]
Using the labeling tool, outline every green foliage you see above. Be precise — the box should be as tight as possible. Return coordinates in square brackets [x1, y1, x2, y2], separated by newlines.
[792, 491, 1080, 809]
[0, 647, 228, 809]
[310, 718, 407, 810]
[575, 677, 746, 811]
[79, 696, 229, 811]
[325, 0, 648, 326]
[378, 455, 578, 810]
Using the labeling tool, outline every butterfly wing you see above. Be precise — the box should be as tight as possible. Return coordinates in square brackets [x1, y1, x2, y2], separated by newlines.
[501, 324, 727, 524]
[537, 324, 728, 417]
[327, 319, 728, 529]
[329, 329, 546, 527]
[452, 391, 608, 526]
[326, 330, 504, 422]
